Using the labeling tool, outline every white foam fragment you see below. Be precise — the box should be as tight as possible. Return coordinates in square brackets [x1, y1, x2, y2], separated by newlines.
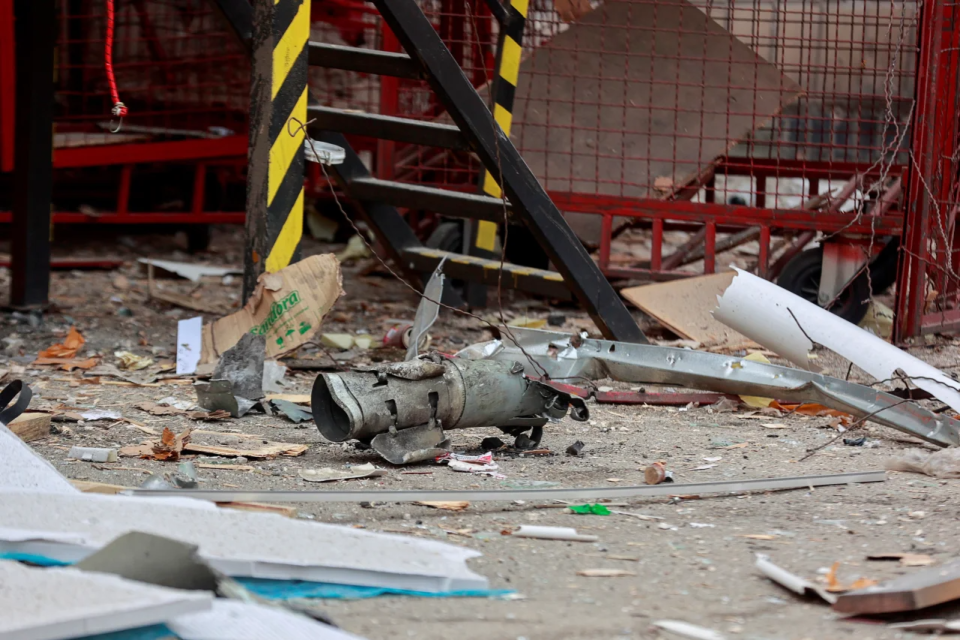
[714, 268, 960, 413]
[169, 600, 365, 640]
[0, 490, 487, 592]
[0, 560, 211, 640]
[0, 424, 77, 494]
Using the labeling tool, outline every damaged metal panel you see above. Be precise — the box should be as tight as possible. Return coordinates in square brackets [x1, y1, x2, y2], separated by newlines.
[311, 356, 588, 462]
[465, 328, 960, 447]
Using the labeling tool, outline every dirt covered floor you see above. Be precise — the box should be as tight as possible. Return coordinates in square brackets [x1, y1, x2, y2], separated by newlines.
[2, 225, 960, 640]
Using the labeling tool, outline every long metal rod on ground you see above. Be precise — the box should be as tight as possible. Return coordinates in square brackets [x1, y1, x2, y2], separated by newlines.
[127, 471, 885, 503]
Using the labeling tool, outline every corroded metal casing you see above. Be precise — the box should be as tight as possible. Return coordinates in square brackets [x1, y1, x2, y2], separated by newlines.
[312, 357, 572, 442]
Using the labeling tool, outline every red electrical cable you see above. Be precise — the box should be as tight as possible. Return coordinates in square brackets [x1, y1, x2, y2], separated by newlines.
[104, 0, 127, 120]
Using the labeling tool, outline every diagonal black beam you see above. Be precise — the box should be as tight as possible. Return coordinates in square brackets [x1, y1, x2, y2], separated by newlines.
[372, 0, 647, 343]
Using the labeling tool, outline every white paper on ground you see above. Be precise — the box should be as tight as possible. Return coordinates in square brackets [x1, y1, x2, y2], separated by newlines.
[0, 560, 212, 640]
[138, 259, 242, 282]
[0, 424, 77, 494]
[169, 600, 365, 640]
[714, 268, 960, 413]
[0, 489, 488, 593]
[177, 317, 204, 375]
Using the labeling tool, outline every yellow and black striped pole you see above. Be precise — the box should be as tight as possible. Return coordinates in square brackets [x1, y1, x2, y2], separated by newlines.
[466, 0, 527, 304]
[243, 0, 311, 300]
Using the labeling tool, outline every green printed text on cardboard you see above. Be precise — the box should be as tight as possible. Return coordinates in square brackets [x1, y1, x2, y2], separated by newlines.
[250, 291, 301, 336]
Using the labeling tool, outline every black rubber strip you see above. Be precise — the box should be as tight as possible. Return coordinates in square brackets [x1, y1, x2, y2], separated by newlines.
[0, 380, 32, 427]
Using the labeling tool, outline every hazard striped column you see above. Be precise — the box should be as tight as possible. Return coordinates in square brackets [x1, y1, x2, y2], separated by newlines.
[466, 0, 527, 304]
[243, 0, 311, 300]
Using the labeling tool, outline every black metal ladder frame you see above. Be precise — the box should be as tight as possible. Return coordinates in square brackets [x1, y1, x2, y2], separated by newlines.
[212, 0, 647, 343]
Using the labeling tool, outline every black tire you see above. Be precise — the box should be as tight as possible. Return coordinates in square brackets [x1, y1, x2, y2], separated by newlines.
[777, 246, 871, 324]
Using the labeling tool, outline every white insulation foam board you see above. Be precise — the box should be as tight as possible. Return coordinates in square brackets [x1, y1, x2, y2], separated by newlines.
[0, 560, 211, 640]
[169, 600, 366, 640]
[0, 424, 77, 494]
[0, 489, 487, 592]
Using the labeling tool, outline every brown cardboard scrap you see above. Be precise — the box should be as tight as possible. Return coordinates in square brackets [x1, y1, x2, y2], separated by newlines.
[200, 254, 343, 363]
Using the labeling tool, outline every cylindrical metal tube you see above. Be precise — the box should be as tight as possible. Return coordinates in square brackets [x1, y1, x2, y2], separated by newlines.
[312, 357, 583, 442]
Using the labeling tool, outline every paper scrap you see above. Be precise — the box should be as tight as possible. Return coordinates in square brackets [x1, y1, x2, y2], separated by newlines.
[177, 317, 203, 375]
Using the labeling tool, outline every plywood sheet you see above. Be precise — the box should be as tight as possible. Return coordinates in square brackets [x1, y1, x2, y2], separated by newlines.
[510, 0, 804, 242]
[621, 271, 756, 348]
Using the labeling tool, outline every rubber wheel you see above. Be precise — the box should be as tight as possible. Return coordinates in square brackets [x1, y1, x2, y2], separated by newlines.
[777, 246, 871, 324]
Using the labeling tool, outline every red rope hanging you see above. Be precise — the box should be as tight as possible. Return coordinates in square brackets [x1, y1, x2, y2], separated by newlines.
[104, 0, 127, 121]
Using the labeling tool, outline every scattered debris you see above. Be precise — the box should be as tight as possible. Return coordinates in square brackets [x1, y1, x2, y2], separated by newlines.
[177, 316, 204, 375]
[120, 427, 192, 461]
[262, 359, 288, 393]
[406, 259, 444, 361]
[136, 401, 231, 421]
[833, 558, 960, 614]
[867, 553, 936, 567]
[566, 440, 585, 456]
[824, 561, 877, 593]
[756, 555, 844, 604]
[115, 350, 155, 371]
[715, 268, 960, 414]
[644, 462, 674, 485]
[577, 568, 636, 577]
[510, 525, 598, 542]
[568, 504, 611, 515]
[38, 327, 85, 359]
[272, 399, 313, 423]
[887, 448, 960, 478]
[335, 234, 371, 263]
[844, 436, 867, 446]
[652, 619, 726, 640]
[481, 436, 506, 450]
[437, 451, 501, 475]
[888, 618, 960, 633]
[182, 430, 308, 459]
[137, 258, 242, 282]
[7, 412, 51, 442]
[212, 333, 266, 401]
[196, 379, 257, 418]
[200, 254, 343, 363]
[68, 446, 119, 463]
[320, 333, 356, 350]
[299, 464, 386, 483]
[415, 501, 470, 511]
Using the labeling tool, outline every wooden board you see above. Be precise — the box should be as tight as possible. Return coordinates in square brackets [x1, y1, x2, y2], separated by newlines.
[621, 271, 756, 348]
[834, 559, 960, 614]
[509, 0, 804, 243]
[7, 412, 51, 442]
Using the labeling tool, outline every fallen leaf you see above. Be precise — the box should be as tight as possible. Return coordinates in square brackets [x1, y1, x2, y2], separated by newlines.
[115, 351, 154, 371]
[577, 569, 637, 577]
[32, 356, 100, 370]
[415, 501, 470, 511]
[39, 327, 85, 358]
[825, 561, 878, 592]
[152, 427, 192, 461]
[772, 402, 852, 425]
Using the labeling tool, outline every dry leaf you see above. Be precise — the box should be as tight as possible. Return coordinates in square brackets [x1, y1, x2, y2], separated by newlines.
[151, 427, 192, 461]
[115, 351, 154, 371]
[771, 402, 852, 425]
[415, 501, 470, 511]
[38, 327, 85, 359]
[825, 561, 877, 592]
[577, 569, 637, 577]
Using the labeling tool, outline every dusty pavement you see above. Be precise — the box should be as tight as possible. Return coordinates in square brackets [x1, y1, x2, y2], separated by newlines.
[2, 225, 960, 640]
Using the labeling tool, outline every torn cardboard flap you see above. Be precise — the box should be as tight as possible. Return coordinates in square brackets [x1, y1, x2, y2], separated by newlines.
[201, 255, 343, 364]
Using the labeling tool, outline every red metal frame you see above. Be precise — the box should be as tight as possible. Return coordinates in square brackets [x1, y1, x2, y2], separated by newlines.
[897, 0, 960, 338]
[0, 0, 14, 172]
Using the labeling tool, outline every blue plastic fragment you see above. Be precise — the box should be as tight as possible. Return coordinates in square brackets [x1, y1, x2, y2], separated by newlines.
[237, 577, 513, 600]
